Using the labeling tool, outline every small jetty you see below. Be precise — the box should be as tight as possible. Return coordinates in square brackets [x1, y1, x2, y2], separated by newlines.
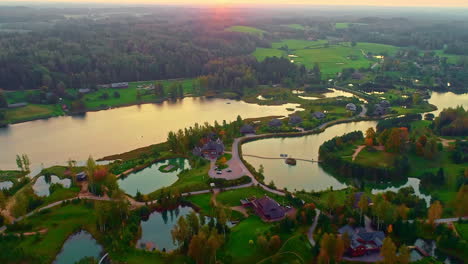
[285, 158, 297, 165]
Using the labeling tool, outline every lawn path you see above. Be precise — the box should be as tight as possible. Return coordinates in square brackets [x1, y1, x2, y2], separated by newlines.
[307, 209, 321, 246]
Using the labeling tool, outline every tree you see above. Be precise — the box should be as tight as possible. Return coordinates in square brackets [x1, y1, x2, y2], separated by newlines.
[0, 191, 6, 210]
[172, 216, 190, 251]
[453, 185, 468, 217]
[397, 244, 410, 264]
[427, 200, 443, 226]
[269, 235, 281, 252]
[16, 154, 24, 172]
[0, 90, 7, 108]
[326, 192, 337, 214]
[256, 235, 268, 253]
[365, 127, 376, 141]
[188, 229, 205, 264]
[358, 194, 369, 224]
[396, 204, 409, 220]
[380, 237, 397, 264]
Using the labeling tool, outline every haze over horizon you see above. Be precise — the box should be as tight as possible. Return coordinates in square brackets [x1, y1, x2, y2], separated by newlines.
[3, 0, 468, 8]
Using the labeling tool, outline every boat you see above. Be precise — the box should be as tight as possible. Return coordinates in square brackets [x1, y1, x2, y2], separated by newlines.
[285, 158, 296, 165]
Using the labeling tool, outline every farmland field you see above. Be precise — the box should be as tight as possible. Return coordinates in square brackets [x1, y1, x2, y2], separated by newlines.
[225, 25, 266, 37]
[253, 39, 398, 78]
[335, 22, 368, 29]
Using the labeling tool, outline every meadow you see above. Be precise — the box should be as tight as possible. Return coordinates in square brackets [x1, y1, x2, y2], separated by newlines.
[225, 25, 266, 38]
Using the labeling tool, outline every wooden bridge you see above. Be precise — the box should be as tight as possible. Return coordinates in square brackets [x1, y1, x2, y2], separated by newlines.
[408, 246, 430, 257]
[242, 154, 320, 163]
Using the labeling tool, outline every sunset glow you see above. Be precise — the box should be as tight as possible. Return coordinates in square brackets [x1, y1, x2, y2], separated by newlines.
[6, 0, 468, 7]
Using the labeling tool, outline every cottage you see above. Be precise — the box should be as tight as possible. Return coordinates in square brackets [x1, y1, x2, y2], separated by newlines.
[346, 103, 357, 111]
[268, 119, 282, 128]
[373, 104, 389, 116]
[379, 100, 390, 108]
[288, 115, 303, 125]
[240, 124, 255, 135]
[111, 82, 129, 89]
[193, 134, 224, 159]
[339, 225, 385, 257]
[351, 72, 363, 80]
[312, 111, 326, 119]
[243, 196, 286, 222]
[76, 171, 87, 182]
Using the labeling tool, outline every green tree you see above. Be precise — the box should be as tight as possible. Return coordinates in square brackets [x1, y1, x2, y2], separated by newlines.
[16, 154, 24, 172]
[0, 90, 7, 108]
[358, 194, 369, 224]
[21, 154, 30, 172]
[172, 216, 190, 252]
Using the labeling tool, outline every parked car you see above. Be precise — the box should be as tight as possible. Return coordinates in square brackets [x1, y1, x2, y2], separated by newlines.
[227, 169, 232, 172]
[216, 171, 222, 175]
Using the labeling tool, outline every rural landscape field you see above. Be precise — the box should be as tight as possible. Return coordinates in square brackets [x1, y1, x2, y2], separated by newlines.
[0, 2, 467, 264]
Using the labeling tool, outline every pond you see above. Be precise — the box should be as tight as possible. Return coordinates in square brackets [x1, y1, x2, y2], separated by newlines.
[53, 230, 104, 264]
[0, 97, 301, 170]
[32, 175, 71, 197]
[0, 181, 13, 190]
[427, 91, 468, 115]
[242, 121, 378, 192]
[118, 158, 190, 196]
[371, 178, 431, 207]
[137, 206, 193, 252]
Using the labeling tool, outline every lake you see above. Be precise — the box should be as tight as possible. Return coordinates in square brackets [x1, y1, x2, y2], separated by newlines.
[0, 97, 301, 169]
[137, 206, 194, 252]
[242, 121, 377, 192]
[118, 158, 190, 196]
[53, 230, 104, 264]
[427, 91, 468, 115]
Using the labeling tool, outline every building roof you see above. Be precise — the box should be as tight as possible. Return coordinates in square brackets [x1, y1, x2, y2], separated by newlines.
[253, 196, 285, 220]
[339, 225, 385, 250]
[380, 100, 390, 108]
[240, 124, 255, 134]
[269, 119, 282, 127]
[313, 111, 326, 119]
[346, 103, 357, 111]
[289, 115, 303, 125]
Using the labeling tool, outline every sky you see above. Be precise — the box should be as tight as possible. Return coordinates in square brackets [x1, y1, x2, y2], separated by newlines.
[5, 0, 468, 8]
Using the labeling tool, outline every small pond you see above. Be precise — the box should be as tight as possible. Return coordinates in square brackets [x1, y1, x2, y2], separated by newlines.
[32, 175, 71, 197]
[0, 181, 13, 190]
[371, 178, 431, 207]
[53, 230, 104, 264]
[138, 206, 194, 252]
[118, 158, 190, 196]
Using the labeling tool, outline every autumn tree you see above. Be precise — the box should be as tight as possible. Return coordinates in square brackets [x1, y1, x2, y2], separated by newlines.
[256, 235, 268, 253]
[427, 200, 443, 226]
[380, 237, 397, 264]
[365, 127, 376, 146]
[398, 244, 411, 264]
[319, 233, 345, 263]
[358, 194, 369, 224]
[172, 216, 190, 252]
[326, 192, 337, 214]
[268, 235, 281, 252]
[453, 185, 468, 217]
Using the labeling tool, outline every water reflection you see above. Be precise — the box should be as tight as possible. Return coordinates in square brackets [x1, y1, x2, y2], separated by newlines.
[53, 231, 103, 264]
[0, 97, 301, 169]
[32, 175, 71, 197]
[118, 158, 190, 196]
[371, 178, 431, 207]
[0, 181, 13, 190]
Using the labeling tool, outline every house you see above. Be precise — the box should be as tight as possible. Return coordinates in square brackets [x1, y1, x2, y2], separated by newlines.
[288, 115, 303, 125]
[312, 111, 326, 119]
[240, 124, 255, 135]
[346, 103, 357, 111]
[268, 119, 283, 128]
[111, 82, 129, 89]
[373, 100, 391, 116]
[242, 196, 286, 222]
[353, 192, 372, 209]
[351, 72, 364, 80]
[193, 133, 224, 159]
[379, 100, 390, 108]
[338, 225, 385, 257]
[76, 171, 87, 182]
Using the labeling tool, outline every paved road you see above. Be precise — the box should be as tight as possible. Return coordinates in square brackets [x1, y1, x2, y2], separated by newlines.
[307, 209, 321, 246]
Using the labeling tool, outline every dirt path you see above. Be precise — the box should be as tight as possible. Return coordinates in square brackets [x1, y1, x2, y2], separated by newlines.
[352, 145, 366, 161]
[307, 209, 321, 246]
[230, 206, 249, 218]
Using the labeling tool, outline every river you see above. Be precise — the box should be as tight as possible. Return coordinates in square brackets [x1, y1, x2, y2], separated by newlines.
[0, 97, 300, 169]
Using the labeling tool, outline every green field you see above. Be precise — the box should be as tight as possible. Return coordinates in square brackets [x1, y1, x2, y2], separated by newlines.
[434, 50, 460, 64]
[4, 104, 64, 123]
[186, 193, 213, 215]
[226, 26, 266, 38]
[83, 78, 195, 109]
[283, 24, 306, 30]
[253, 39, 398, 78]
[455, 223, 468, 241]
[335, 23, 368, 29]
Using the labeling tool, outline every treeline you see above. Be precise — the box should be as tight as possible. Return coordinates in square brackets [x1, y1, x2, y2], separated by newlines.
[0, 17, 262, 91]
[432, 106, 468, 136]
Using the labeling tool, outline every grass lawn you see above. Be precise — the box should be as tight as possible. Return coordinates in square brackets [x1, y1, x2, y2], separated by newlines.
[434, 50, 460, 64]
[216, 187, 287, 207]
[455, 223, 468, 241]
[225, 25, 266, 38]
[5, 104, 64, 123]
[354, 148, 396, 168]
[224, 216, 272, 260]
[147, 164, 211, 200]
[11, 202, 100, 264]
[258, 234, 313, 264]
[186, 193, 213, 215]
[0, 170, 26, 182]
[271, 39, 327, 50]
[82, 78, 195, 109]
[252, 48, 285, 61]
